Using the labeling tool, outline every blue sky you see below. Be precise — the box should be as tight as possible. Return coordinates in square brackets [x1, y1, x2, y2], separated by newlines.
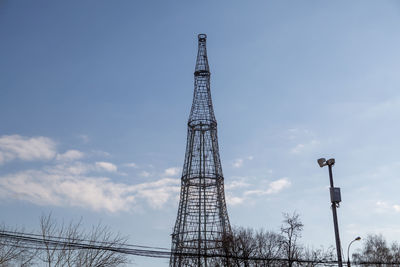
[2, 0, 400, 265]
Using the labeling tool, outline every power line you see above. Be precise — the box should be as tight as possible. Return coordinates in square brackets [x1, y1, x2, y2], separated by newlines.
[0, 230, 169, 250]
[2, 231, 400, 265]
[0, 230, 334, 264]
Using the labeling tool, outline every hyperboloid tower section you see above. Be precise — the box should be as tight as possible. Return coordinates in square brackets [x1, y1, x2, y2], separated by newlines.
[170, 34, 231, 267]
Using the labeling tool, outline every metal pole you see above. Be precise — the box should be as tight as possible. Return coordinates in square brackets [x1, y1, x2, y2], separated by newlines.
[347, 240, 355, 267]
[347, 237, 361, 267]
[328, 164, 343, 267]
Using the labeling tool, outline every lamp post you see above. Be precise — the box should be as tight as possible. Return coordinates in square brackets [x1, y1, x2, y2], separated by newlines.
[318, 158, 343, 267]
[347, 236, 361, 267]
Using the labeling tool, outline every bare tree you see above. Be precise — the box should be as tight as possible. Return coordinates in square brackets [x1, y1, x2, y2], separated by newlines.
[352, 234, 391, 267]
[74, 223, 128, 267]
[253, 230, 283, 267]
[280, 212, 304, 267]
[391, 241, 400, 265]
[0, 224, 36, 266]
[222, 227, 284, 267]
[37, 213, 129, 267]
[221, 213, 339, 267]
[222, 227, 257, 266]
[301, 246, 335, 267]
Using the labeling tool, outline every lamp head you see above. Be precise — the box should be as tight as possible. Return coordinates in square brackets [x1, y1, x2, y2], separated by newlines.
[355, 236, 361, 241]
[326, 158, 335, 166]
[317, 158, 327, 168]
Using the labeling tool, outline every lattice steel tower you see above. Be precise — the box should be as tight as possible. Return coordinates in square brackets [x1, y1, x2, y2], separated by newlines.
[170, 34, 231, 267]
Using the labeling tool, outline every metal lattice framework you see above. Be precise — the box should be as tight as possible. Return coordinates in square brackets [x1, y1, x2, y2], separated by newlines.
[170, 34, 231, 267]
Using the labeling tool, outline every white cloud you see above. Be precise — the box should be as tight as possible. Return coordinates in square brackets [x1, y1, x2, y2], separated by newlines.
[266, 178, 291, 194]
[226, 195, 245, 206]
[91, 150, 111, 157]
[232, 159, 243, 168]
[243, 189, 264, 196]
[0, 135, 183, 212]
[225, 180, 250, 190]
[223, 176, 292, 206]
[95, 162, 117, 172]
[232, 157, 253, 168]
[124, 162, 138, 168]
[0, 135, 56, 164]
[375, 201, 400, 214]
[393, 205, 400, 213]
[134, 179, 180, 209]
[49, 162, 92, 176]
[56, 150, 84, 161]
[244, 178, 291, 196]
[0, 166, 180, 212]
[164, 167, 180, 177]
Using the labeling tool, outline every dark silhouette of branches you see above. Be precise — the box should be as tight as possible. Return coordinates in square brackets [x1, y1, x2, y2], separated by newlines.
[37, 213, 129, 267]
[280, 212, 304, 267]
[3, 214, 400, 266]
[352, 234, 400, 266]
[221, 212, 334, 267]
[0, 224, 36, 266]
[0, 214, 129, 267]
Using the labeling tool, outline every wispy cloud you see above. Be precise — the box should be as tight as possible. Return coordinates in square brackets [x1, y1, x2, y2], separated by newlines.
[232, 159, 243, 168]
[244, 178, 291, 196]
[95, 162, 117, 172]
[375, 200, 400, 214]
[0, 135, 183, 212]
[393, 205, 400, 213]
[124, 162, 138, 168]
[164, 167, 180, 177]
[133, 178, 180, 209]
[290, 140, 319, 154]
[0, 165, 180, 212]
[0, 135, 56, 164]
[226, 195, 245, 206]
[232, 156, 253, 168]
[90, 150, 111, 157]
[225, 177, 291, 207]
[56, 150, 84, 161]
[266, 178, 291, 194]
[225, 180, 250, 190]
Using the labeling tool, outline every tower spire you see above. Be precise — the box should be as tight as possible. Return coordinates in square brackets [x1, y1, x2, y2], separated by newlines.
[195, 34, 209, 74]
[170, 34, 231, 267]
[189, 34, 216, 128]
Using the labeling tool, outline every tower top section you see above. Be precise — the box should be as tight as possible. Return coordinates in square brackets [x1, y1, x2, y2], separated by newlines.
[195, 33, 210, 75]
[189, 33, 216, 128]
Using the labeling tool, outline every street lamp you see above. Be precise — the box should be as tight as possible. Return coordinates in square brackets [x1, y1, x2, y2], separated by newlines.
[347, 236, 361, 267]
[318, 157, 343, 267]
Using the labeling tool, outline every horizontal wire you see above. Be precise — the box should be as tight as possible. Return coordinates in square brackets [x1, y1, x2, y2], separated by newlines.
[0, 230, 169, 251]
[1, 231, 400, 265]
